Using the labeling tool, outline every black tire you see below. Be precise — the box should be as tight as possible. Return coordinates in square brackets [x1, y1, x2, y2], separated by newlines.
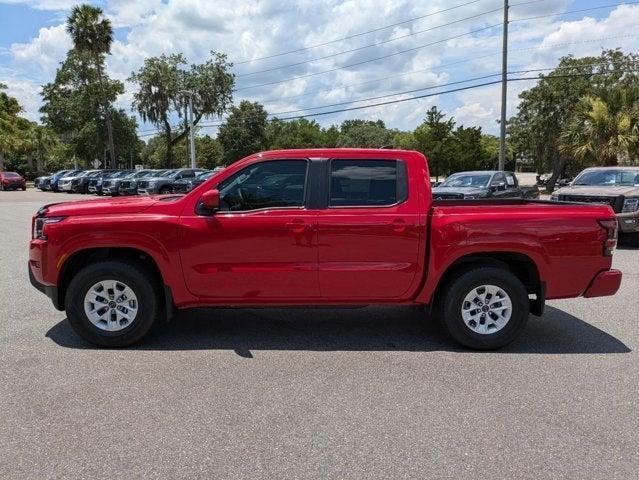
[65, 260, 161, 347]
[159, 186, 172, 194]
[22, 186, 27, 191]
[439, 267, 529, 350]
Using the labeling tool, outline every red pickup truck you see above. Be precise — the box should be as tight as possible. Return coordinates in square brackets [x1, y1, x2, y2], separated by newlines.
[29, 149, 622, 349]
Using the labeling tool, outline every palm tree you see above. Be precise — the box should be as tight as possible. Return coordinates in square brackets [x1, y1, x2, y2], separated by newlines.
[66, 4, 116, 168]
[560, 87, 639, 166]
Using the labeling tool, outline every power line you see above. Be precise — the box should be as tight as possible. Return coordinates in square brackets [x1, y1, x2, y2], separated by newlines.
[233, 0, 488, 65]
[233, 2, 638, 92]
[232, 63, 639, 118]
[235, 6, 504, 77]
[511, 1, 639, 23]
[234, 23, 502, 92]
[137, 31, 639, 137]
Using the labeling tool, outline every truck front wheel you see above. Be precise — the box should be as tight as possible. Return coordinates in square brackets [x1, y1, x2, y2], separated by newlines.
[64, 260, 161, 347]
[440, 267, 529, 350]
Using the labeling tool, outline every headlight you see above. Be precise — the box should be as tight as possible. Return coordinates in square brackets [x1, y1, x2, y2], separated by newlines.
[32, 216, 65, 240]
[622, 197, 639, 213]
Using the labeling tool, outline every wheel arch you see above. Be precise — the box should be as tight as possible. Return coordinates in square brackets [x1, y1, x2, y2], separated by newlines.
[428, 252, 545, 316]
[57, 247, 172, 318]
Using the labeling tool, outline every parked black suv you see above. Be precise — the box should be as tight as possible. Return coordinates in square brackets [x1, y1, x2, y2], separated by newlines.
[137, 168, 207, 194]
[103, 169, 158, 196]
[171, 170, 215, 193]
[71, 170, 103, 193]
[431, 171, 539, 200]
[88, 170, 131, 195]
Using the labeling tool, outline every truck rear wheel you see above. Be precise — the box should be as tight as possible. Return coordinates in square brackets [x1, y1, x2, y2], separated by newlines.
[440, 267, 529, 350]
[64, 260, 160, 347]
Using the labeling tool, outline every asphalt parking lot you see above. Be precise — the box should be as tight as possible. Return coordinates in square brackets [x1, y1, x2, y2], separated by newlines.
[1, 189, 638, 479]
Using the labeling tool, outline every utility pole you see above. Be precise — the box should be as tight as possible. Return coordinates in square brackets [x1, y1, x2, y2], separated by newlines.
[180, 90, 197, 169]
[184, 102, 189, 165]
[498, 0, 509, 171]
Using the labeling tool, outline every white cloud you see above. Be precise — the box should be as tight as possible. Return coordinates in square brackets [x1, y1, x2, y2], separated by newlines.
[0, 0, 77, 10]
[10, 24, 70, 79]
[2, 0, 639, 133]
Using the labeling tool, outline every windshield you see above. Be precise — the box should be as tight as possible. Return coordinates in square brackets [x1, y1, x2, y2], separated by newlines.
[441, 173, 492, 188]
[160, 170, 180, 178]
[573, 169, 639, 186]
[197, 171, 214, 180]
[4, 172, 21, 178]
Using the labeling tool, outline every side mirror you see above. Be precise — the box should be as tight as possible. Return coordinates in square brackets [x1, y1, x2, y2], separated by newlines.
[201, 189, 220, 212]
[497, 182, 506, 191]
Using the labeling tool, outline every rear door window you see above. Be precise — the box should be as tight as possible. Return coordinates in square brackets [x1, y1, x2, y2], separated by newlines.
[329, 159, 407, 207]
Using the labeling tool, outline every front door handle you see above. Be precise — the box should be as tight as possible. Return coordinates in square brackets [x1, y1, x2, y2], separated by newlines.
[391, 218, 406, 233]
[286, 219, 308, 233]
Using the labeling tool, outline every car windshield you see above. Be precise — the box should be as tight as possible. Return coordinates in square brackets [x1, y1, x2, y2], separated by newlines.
[4, 172, 21, 178]
[573, 170, 639, 186]
[148, 170, 167, 177]
[160, 170, 180, 178]
[441, 173, 492, 188]
[197, 171, 214, 180]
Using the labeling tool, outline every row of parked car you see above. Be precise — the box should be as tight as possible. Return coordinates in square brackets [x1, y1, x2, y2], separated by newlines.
[35, 167, 222, 196]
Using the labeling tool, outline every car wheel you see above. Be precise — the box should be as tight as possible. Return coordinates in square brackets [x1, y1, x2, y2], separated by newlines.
[159, 186, 172, 194]
[22, 186, 26, 191]
[65, 260, 161, 347]
[439, 266, 529, 350]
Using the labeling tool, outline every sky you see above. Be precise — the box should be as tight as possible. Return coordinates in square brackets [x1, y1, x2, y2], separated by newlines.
[1, 0, 638, 139]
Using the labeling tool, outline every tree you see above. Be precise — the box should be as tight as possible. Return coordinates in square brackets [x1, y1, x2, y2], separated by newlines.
[197, 136, 224, 169]
[336, 119, 395, 147]
[32, 125, 60, 172]
[508, 49, 639, 191]
[129, 52, 234, 167]
[218, 101, 268, 164]
[266, 118, 324, 149]
[66, 4, 117, 168]
[450, 126, 488, 173]
[0, 84, 22, 170]
[40, 49, 127, 167]
[560, 86, 639, 166]
[413, 106, 456, 179]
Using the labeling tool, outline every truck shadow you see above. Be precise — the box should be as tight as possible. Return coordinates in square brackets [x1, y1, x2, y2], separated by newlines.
[46, 305, 630, 355]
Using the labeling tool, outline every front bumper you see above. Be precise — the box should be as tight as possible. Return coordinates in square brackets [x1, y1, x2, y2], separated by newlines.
[138, 186, 159, 195]
[583, 269, 622, 298]
[28, 261, 62, 310]
[59, 183, 73, 191]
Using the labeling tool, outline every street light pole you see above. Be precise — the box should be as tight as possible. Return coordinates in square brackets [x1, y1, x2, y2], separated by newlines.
[498, 0, 509, 171]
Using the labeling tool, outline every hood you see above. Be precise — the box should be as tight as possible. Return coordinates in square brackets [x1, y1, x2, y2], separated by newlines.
[554, 185, 639, 196]
[431, 186, 488, 196]
[42, 195, 160, 217]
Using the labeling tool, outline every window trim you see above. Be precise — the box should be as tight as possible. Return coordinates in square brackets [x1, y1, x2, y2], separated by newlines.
[326, 158, 409, 209]
[210, 158, 311, 214]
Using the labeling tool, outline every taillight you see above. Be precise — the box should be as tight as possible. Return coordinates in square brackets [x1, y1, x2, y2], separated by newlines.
[598, 219, 618, 257]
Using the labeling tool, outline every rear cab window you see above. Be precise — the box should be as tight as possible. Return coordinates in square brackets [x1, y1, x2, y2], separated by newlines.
[329, 159, 408, 207]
